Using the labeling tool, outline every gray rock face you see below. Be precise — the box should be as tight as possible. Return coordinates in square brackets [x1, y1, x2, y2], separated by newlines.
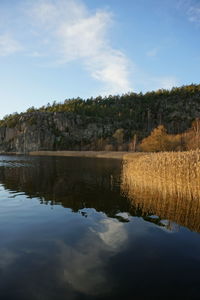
[0, 112, 113, 153]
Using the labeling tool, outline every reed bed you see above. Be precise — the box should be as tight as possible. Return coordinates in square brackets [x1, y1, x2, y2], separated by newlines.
[122, 150, 200, 232]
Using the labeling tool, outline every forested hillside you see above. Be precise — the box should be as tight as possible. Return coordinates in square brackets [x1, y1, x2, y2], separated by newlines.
[0, 84, 200, 152]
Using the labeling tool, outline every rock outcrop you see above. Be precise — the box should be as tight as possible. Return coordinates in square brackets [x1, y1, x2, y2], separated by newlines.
[0, 112, 113, 153]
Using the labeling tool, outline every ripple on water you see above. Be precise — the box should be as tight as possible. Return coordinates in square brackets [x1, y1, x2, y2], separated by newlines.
[0, 155, 33, 168]
[0, 161, 32, 168]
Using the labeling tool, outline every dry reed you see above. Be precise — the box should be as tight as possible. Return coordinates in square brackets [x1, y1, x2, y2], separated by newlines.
[122, 150, 200, 232]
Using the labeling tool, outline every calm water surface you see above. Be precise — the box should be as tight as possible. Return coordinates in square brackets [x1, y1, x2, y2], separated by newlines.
[0, 155, 199, 300]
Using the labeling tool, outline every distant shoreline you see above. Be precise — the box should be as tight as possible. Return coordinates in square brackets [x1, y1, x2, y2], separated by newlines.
[29, 151, 129, 159]
[0, 151, 136, 159]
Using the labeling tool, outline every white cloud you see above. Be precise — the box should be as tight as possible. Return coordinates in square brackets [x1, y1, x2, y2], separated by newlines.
[0, 33, 22, 56]
[0, 0, 179, 96]
[28, 0, 131, 94]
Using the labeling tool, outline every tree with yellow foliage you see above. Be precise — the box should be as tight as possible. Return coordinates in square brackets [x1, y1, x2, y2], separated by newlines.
[140, 125, 170, 152]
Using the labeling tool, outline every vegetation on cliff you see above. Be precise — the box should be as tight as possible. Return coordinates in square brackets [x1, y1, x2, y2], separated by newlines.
[0, 83, 200, 152]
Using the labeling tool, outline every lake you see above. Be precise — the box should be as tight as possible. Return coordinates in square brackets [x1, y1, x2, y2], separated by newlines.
[0, 155, 199, 300]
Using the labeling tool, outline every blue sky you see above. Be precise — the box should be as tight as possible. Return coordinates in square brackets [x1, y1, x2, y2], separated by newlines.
[0, 0, 200, 118]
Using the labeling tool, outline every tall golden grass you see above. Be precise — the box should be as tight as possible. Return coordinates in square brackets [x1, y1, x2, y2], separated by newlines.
[122, 151, 200, 232]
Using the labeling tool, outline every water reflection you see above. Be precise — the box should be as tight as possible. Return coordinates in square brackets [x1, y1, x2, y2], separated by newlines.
[1, 156, 200, 232]
[0, 157, 129, 218]
[0, 156, 199, 300]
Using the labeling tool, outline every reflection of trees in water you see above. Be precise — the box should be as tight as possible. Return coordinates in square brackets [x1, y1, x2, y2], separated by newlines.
[1, 156, 199, 232]
[0, 157, 169, 228]
[0, 157, 132, 220]
[121, 160, 200, 233]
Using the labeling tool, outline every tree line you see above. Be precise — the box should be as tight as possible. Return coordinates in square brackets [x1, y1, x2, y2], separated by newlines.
[0, 83, 200, 151]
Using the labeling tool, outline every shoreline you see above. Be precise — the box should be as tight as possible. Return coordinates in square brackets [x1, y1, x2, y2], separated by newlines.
[28, 151, 129, 159]
[0, 151, 138, 159]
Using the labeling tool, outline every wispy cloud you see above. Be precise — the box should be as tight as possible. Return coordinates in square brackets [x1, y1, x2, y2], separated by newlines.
[0, 33, 22, 56]
[0, 0, 180, 96]
[188, 5, 200, 23]
[177, 0, 200, 24]
[27, 0, 131, 94]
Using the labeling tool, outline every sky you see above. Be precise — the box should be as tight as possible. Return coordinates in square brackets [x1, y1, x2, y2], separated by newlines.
[0, 0, 200, 118]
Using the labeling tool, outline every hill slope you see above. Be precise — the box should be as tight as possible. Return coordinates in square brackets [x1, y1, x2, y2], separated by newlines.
[0, 84, 200, 152]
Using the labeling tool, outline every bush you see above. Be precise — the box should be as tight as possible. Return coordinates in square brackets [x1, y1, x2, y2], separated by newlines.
[140, 125, 169, 152]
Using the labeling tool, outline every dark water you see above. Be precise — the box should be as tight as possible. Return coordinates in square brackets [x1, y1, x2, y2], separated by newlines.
[0, 155, 199, 300]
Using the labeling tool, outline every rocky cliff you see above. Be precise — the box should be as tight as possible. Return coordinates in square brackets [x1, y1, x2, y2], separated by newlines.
[0, 112, 114, 152]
